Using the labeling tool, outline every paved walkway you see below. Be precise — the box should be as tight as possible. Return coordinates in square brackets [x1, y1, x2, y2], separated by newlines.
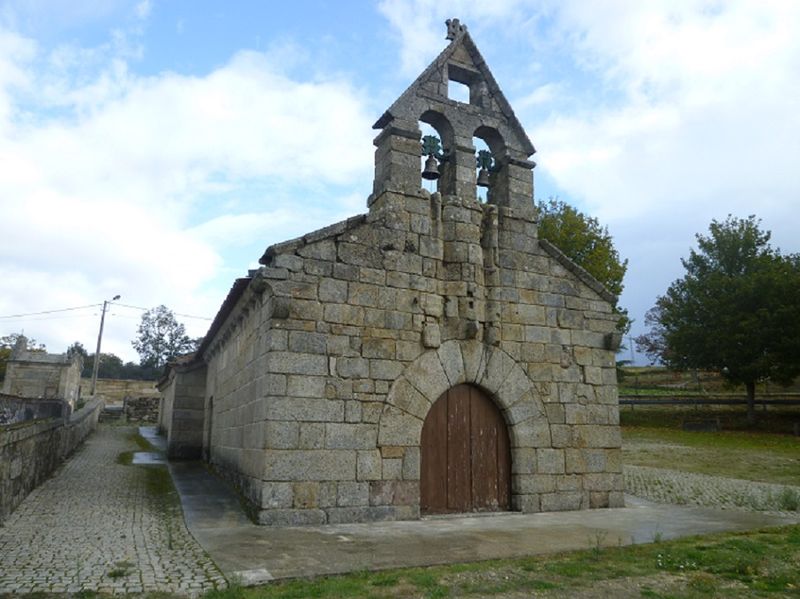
[0, 425, 224, 596]
[626, 465, 800, 515]
[2, 424, 798, 593]
[169, 461, 799, 585]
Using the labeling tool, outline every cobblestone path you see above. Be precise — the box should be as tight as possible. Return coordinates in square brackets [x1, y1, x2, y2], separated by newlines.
[0, 425, 225, 595]
[625, 465, 800, 516]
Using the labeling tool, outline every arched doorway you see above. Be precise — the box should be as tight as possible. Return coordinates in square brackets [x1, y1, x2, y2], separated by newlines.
[420, 384, 511, 514]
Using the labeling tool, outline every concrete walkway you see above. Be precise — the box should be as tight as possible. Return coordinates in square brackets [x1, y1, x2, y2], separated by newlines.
[169, 456, 799, 586]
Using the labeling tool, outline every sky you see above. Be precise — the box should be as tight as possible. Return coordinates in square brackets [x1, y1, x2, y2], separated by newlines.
[0, 0, 798, 365]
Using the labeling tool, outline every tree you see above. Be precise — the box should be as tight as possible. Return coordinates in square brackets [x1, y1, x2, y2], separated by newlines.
[80, 352, 161, 381]
[536, 198, 630, 334]
[636, 215, 800, 423]
[66, 341, 88, 360]
[131, 305, 195, 370]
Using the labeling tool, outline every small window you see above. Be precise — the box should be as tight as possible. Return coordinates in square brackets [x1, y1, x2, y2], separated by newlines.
[448, 78, 470, 103]
[448, 63, 477, 105]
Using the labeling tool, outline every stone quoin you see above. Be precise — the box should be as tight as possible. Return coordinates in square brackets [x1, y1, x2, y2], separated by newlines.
[157, 19, 624, 525]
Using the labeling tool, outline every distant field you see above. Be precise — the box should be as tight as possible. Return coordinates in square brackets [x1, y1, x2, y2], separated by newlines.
[619, 366, 800, 396]
[622, 413, 800, 486]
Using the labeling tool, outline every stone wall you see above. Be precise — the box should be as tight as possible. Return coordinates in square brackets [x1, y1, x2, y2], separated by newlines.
[123, 396, 159, 423]
[2, 337, 83, 406]
[185, 23, 624, 526]
[82, 378, 158, 405]
[158, 365, 207, 459]
[198, 190, 623, 525]
[0, 398, 102, 523]
[0, 394, 68, 425]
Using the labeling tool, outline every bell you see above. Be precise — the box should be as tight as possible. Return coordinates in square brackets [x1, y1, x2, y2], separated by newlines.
[476, 167, 490, 187]
[422, 155, 440, 180]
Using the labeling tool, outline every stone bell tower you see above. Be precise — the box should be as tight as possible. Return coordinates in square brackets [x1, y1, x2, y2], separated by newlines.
[181, 18, 623, 525]
[369, 18, 537, 217]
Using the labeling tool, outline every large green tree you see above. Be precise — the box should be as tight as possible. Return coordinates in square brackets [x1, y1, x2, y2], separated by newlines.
[536, 198, 630, 333]
[131, 305, 195, 370]
[636, 215, 800, 423]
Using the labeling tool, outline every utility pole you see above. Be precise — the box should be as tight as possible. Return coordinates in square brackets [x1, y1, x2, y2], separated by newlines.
[90, 294, 120, 396]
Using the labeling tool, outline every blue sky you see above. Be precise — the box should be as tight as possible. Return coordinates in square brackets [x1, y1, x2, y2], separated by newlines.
[1, 0, 798, 364]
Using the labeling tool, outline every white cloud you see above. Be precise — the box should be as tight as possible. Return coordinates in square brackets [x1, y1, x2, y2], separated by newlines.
[0, 27, 374, 360]
[377, 0, 528, 76]
[134, 0, 151, 20]
[528, 0, 800, 352]
[379, 1, 800, 358]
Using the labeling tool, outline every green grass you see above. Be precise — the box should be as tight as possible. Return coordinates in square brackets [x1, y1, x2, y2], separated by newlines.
[622, 410, 800, 486]
[130, 431, 155, 450]
[622, 405, 800, 436]
[189, 525, 800, 598]
[115, 431, 156, 465]
[116, 450, 134, 465]
[114, 427, 181, 550]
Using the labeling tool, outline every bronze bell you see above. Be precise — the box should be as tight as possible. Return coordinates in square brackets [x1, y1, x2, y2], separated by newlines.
[476, 167, 490, 187]
[422, 155, 440, 180]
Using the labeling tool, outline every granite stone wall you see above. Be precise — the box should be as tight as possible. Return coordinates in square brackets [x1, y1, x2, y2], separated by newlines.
[198, 189, 623, 525]
[123, 396, 159, 423]
[177, 23, 624, 525]
[159, 364, 207, 459]
[82, 378, 158, 405]
[0, 398, 102, 523]
[0, 395, 68, 425]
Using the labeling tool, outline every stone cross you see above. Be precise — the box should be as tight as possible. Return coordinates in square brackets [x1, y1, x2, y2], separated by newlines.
[446, 18, 466, 40]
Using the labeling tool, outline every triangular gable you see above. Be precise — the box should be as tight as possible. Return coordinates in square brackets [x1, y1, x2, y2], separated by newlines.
[373, 26, 535, 157]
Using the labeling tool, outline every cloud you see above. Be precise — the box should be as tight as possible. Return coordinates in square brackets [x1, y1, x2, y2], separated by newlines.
[377, 0, 528, 76]
[0, 26, 374, 360]
[379, 1, 800, 358]
[134, 0, 151, 20]
[529, 1, 800, 350]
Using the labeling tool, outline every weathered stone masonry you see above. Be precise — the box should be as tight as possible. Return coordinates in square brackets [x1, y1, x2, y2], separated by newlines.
[159, 21, 624, 525]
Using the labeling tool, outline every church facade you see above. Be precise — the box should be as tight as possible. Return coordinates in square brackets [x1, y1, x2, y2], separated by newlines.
[158, 20, 624, 525]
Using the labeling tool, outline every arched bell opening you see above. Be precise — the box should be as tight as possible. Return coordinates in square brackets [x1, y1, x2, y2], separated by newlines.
[420, 384, 512, 515]
[419, 110, 456, 196]
[419, 121, 441, 194]
[472, 136, 492, 202]
[473, 125, 508, 206]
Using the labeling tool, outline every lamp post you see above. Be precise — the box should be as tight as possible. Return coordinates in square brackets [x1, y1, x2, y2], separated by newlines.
[90, 294, 120, 396]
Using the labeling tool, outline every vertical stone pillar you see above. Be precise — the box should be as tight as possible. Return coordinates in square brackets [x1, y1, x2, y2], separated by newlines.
[370, 120, 421, 204]
[490, 155, 536, 215]
[450, 138, 477, 199]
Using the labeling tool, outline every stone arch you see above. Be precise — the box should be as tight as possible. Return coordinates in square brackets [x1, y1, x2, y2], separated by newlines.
[420, 109, 458, 196]
[473, 124, 508, 158]
[420, 109, 455, 150]
[377, 341, 552, 513]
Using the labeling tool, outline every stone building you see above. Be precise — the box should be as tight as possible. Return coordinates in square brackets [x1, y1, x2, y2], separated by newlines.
[2, 336, 82, 407]
[158, 20, 624, 525]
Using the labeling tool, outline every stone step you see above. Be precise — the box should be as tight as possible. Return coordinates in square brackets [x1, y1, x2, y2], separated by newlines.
[99, 405, 124, 422]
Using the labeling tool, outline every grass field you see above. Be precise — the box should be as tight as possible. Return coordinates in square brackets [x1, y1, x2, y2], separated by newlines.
[618, 367, 800, 397]
[621, 407, 800, 486]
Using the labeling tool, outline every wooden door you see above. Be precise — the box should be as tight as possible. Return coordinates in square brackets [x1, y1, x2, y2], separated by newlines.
[420, 384, 511, 514]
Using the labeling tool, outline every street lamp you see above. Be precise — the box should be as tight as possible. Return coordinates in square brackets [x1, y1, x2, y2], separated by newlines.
[90, 294, 120, 396]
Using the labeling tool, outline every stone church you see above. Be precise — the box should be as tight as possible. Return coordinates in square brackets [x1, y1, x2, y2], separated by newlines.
[158, 20, 624, 525]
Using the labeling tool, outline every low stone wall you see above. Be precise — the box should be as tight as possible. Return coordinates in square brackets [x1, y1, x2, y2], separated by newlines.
[0, 398, 102, 523]
[0, 395, 69, 425]
[81, 378, 158, 405]
[123, 396, 159, 423]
